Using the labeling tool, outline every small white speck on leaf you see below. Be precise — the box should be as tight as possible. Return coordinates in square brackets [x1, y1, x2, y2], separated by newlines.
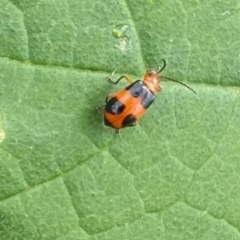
[115, 38, 132, 52]
[222, 11, 230, 15]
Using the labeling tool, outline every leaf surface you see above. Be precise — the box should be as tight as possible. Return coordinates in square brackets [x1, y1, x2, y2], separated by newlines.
[1, 0, 240, 239]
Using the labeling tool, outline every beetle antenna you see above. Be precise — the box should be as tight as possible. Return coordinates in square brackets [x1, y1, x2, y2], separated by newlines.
[157, 59, 166, 73]
[157, 59, 195, 93]
[161, 76, 196, 94]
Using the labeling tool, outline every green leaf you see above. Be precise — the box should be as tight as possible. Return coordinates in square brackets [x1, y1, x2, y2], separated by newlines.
[1, 0, 240, 239]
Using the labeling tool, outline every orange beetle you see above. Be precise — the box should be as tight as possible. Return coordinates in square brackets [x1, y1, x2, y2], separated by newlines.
[98, 59, 195, 134]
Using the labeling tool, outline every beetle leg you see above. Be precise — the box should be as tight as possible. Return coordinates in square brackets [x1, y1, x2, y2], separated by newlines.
[105, 95, 112, 103]
[107, 75, 133, 85]
[96, 94, 112, 111]
[128, 121, 137, 127]
[96, 104, 105, 111]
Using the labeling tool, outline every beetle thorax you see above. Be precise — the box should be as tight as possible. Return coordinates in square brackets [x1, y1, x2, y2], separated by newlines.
[143, 70, 161, 93]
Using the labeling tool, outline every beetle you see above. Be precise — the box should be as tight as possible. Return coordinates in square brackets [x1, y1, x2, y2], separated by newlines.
[97, 59, 195, 134]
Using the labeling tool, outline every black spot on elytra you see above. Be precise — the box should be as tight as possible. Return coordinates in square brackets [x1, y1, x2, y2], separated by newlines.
[122, 114, 137, 127]
[105, 97, 125, 115]
[141, 90, 155, 109]
[126, 80, 143, 98]
[126, 81, 155, 109]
